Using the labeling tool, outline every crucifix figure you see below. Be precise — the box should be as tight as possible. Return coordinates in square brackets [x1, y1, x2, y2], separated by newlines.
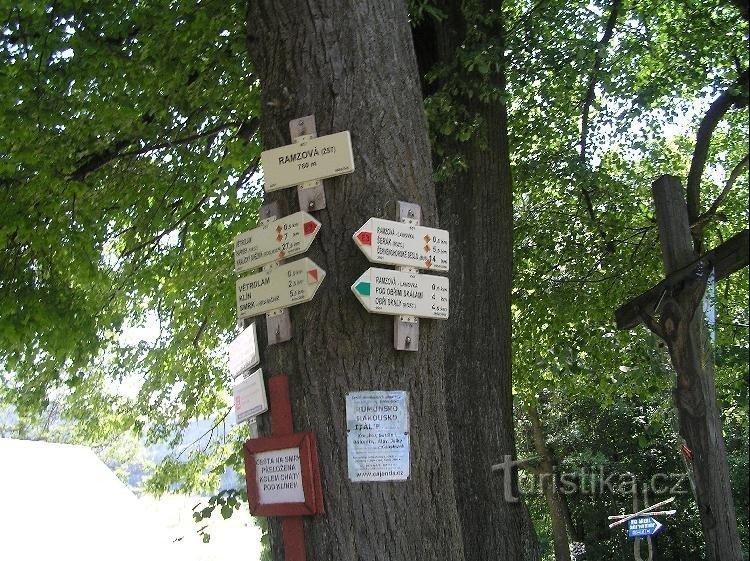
[615, 175, 748, 561]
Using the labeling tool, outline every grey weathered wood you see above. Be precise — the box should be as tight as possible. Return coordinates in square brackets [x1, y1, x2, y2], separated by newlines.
[621, 175, 742, 561]
[260, 201, 292, 345]
[615, 229, 748, 330]
[653, 175, 697, 274]
[394, 201, 421, 352]
[289, 115, 326, 212]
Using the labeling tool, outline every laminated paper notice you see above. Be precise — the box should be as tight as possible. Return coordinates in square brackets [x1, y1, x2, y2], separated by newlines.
[346, 391, 409, 482]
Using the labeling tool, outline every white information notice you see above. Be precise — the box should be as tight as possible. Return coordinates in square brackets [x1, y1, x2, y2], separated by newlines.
[233, 369, 268, 424]
[228, 323, 259, 378]
[255, 447, 305, 504]
[346, 391, 410, 482]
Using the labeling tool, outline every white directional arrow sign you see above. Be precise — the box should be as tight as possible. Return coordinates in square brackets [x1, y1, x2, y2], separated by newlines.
[351, 267, 449, 319]
[353, 218, 449, 271]
[236, 258, 326, 321]
[234, 212, 321, 273]
[261, 131, 355, 192]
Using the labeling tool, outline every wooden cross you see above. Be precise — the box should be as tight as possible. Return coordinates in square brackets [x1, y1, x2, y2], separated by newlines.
[614, 175, 748, 560]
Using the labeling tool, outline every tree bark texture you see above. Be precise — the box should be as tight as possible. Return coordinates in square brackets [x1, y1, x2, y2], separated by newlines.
[245, 2, 465, 560]
[649, 175, 742, 561]
[529, 404, 572, 561]
[415, 2, 540, 559]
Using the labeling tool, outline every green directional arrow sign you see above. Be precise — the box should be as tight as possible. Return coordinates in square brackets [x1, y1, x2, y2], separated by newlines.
[351, 267, 449, 319]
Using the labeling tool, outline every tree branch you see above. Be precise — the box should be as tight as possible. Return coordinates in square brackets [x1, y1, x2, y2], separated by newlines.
[120, 194, 209, 259]
[116, 121, 241, 159]
[578, 0, 621, 246]
[69, 121, 243, 181]
[579, 0, 622, 165]
[692, 153, 749, 235]
[686, 68, 749, 230]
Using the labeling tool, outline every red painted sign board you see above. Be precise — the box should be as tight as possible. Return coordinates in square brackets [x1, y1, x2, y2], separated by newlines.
[243, 432, 324, 517]
[242, 376, 323, 561]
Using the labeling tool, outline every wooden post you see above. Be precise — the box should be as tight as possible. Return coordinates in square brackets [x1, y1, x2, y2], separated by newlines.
[259, 202, 293, 345]
[645, 176, 741, 560]
[270, 376, 307, 561]
[394, 201, 420, 351]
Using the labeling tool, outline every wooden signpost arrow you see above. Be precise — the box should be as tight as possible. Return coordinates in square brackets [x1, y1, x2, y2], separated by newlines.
[353, 217, 449, 271]
[351, 267, 449, 319]
[234, 212, 321, 273]
[236, 257, 326, 322]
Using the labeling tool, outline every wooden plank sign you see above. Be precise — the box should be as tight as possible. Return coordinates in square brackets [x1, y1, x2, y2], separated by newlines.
[351, 267, 449, 319]
[353, 217, 449, 271]
[261, 131, 355, 192]
[234, 212, 321, 273]
[236, 258, 326, 321]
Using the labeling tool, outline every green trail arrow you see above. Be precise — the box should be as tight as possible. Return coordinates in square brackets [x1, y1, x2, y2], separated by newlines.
[354, 281, 371, 296]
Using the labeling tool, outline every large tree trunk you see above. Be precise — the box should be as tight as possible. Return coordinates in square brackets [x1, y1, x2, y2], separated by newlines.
[245, 1, 466, 560]
[415, 2, 540, 559]
[649, 175, 741, 561]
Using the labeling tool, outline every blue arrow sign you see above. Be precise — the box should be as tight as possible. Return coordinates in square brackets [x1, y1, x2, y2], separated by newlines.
[627, 517, 664, 539]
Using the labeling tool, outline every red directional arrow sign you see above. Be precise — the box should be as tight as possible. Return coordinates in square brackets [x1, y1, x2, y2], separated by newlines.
[234, 212, 321, 273]
[353, 218, 448, 271]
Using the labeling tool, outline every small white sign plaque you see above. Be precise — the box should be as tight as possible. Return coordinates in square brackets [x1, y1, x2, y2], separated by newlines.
[228, 323, 259, 378]
[346, 391, 410, 482]
[255, 447, 306, 504]
[234, 212, 321, 273]
[261, 131, 355, 192]
[233, 369, 268, 424]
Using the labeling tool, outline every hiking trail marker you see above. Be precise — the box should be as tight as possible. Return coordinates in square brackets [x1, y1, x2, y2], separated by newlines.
[260, 115, 355, 211]
[233, 368, 268, 425]
[353, 217, 449, 271]
[243, 376, 324, 561]
[351, 202, 450, 351]
[236, 257, 326, 322]
[234, 211, 321, 273]
[228, 322, 260, 379]
[352, 267, 449, 319]
[237, 202, 326, 345]
[608, 496, 675, 530]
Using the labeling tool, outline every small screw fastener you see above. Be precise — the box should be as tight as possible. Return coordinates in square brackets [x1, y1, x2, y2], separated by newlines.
[405, 336, 412, 347]
[309, 200, 315, 209]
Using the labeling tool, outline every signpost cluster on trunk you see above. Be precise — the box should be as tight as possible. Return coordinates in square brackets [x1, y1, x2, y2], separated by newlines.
[223, 116, 451, 561]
